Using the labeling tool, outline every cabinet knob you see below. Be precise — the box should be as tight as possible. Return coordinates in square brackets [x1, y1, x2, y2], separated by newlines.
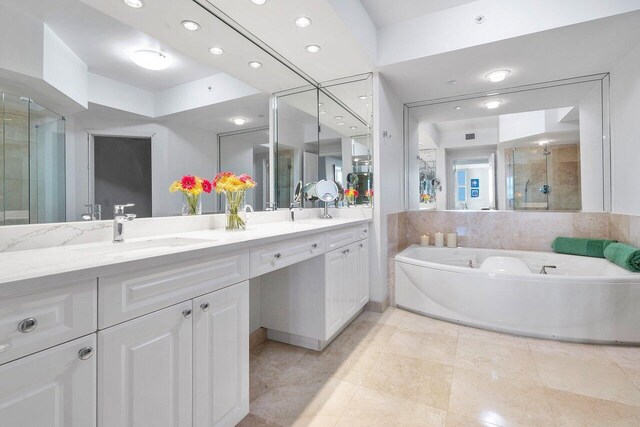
[18, 317, 38, 333]
[78, 346, 94, 360]
[312, 243, 318, 249]
[182, 309, 193, 319]
[200, 302, 210, 312]
[273, 253, 282, 259]
[359, 243, 364, 248]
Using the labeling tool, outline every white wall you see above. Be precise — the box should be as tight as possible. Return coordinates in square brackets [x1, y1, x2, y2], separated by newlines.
[66, 113, 218, 220]
[499, 111, 546, 142]
[372, 74, 404, 304]
[611, 42, 640, 214]
[88, 73, 155, 118]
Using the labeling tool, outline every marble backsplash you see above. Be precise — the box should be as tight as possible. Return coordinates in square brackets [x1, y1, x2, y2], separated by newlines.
[0, 207, 372, 253]
[387, 210, 640, 306]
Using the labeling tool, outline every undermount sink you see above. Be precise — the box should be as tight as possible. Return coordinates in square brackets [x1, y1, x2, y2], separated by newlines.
[68, 237, 215, 255]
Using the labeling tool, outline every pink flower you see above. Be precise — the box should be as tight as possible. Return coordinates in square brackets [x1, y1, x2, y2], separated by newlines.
[202, 179, 212, 194]
[181, 175, 197, 190]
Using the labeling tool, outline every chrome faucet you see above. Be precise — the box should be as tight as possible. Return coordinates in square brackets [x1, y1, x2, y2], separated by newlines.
[113, 204, 136, 242]
[289, 202, 302, 222]
[81, 204, 102, 221]
[539, 265, 557, 274]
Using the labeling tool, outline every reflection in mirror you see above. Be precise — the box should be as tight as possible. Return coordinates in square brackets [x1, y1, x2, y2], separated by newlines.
[408, 75, 610, 212]
[219, 127, 270, 212]
[0, 0, 308, 225]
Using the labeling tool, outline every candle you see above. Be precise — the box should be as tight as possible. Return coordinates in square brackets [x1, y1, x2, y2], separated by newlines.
[435, 232, 445, 247]
[447, 233, 458, 248]
[420, 234, 430, 246]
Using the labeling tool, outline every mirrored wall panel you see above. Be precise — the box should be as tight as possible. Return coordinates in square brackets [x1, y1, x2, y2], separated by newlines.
[406, 75, 610, 212]
[0, 0, 308, 224]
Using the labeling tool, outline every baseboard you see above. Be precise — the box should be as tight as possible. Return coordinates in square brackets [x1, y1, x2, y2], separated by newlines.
[249, 327, 267, 351]
[364, 298, 389, 313]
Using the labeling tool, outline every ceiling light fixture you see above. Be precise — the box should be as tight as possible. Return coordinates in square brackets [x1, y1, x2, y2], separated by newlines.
[181, 20, 200, 31]
[209, 47, 224, 55]
[454, 106, 462, 110]
[248, 61, 263, 69]
[295, 16, 312, 28]
[123, 0, 144, 8]
[483, 100, 503, 109]
[350, 126, 357, 130]
[538, 139, 550, 145]
[305, 44, 321, 54]
[337, 122, 345, 126]
[319, 111, 327, 115]
[334, 116, 343, 120]
[358, 95, 368, 100]
[231, 118, 247, 126]
[130, 49, 171, 70]
[250, 0, 267, 4]
[318, 102, 324, 106]
[447, 80, 458, 85]
[485, 70, 511, 83]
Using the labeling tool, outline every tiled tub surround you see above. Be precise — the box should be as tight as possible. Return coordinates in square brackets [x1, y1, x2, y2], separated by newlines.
[387, 210, 640, 306]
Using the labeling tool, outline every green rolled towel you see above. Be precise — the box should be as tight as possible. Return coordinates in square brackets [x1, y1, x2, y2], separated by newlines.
[604, 243, 640, 272]
[551, 237, 617, 258]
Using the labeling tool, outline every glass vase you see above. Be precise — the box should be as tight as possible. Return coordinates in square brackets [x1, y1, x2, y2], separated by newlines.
[224, 191, 253, 230]
[182, 193, 202, 216]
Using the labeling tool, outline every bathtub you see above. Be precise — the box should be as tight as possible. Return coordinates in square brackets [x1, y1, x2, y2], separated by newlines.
[395, 245, 640, 344]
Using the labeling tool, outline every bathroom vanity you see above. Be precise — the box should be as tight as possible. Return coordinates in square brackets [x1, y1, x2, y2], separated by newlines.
[0, 218, 370, 427]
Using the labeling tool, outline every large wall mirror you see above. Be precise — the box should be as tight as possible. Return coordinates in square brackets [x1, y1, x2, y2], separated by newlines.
[405, 74, 610, 212]
[274, 74, 373, 209]
[0, 0, 310, 225]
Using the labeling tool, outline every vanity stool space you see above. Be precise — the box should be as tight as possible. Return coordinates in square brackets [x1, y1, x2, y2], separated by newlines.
[0, 220, 370, 427]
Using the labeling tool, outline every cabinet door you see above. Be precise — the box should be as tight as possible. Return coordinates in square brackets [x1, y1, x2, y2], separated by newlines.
[0, 335, 96, 427]
[357, 239, 370, 308]
[98, 303, 193, 427]
[343, 244, 360, 320]
[193, 282, 249, 427]
[325, 249, 344, 338]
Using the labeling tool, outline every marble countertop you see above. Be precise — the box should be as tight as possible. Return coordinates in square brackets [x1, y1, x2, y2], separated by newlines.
[0, 217, 371, 287]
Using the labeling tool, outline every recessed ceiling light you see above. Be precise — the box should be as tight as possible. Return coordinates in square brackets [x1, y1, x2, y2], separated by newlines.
[337, 122, 345, 126]
[447, 80, 458, 85]
[334, 115, 343, 120]
[130, 50, 171, 70]
[350, 126, 357, 130]
[538, 140, 550, 145]
[209, 47, 224, 55]
[305, 45, 321, 53]
[358, 95, 367, 100]
[231, 118, 247, 126]
[248, 61, 263, 69]
[454, 106, 462, 110]
[318, 102, 324, 106]
[181, 20, 200, 31]
[485, 70, 511, 83]
[295, 16, 312, 28]
[319, 111, 327, 115]
[250, 0, 267, 4]
[123, 0, 144, 8]
[483, 100, 503, 109]
[486, 92, 500, 96]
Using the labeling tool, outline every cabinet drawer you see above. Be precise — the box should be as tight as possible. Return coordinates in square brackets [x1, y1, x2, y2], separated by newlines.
[326, 224, 369, 251]
[250, 233, 325, 278]
[0, 280, 97, 365]
[98, 249, 249, 328]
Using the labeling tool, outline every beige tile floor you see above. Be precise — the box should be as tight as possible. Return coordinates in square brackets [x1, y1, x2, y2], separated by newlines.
[239, 308, 640, 427]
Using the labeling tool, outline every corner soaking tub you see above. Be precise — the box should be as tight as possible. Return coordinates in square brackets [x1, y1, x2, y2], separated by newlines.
[395, 245, 640, 344]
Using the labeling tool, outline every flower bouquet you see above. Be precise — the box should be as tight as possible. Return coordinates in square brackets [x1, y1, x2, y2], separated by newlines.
[169, 175, 212, 215]
[345, 188, 359, 206]
[365, 189, 373, 205]
[213, 172, 257, 230]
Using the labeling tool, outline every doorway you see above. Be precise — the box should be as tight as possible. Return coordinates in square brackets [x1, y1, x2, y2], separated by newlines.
[93, 136, 152, 220]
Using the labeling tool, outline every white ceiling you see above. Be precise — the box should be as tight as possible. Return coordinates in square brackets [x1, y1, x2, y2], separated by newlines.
[359, 0, 477, 28]
[1, 0, 219, 92]
[380, 10, 640, 104]
[206, 0, 374, 83]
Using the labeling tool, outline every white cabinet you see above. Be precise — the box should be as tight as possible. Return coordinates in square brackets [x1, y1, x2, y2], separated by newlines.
[0, 335, 96, 427]
[193, 282, 249, 427]
[324, 249, 344, 338]
[357, 239, 370, 308]
[98, 303, 193, 427]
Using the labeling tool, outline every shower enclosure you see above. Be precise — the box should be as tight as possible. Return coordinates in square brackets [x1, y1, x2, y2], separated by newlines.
[1, 93, 65, 225]
[506, 143, 581, 211]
